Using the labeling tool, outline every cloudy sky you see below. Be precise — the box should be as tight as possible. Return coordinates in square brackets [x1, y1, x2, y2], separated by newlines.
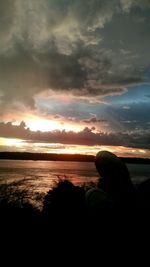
[0, 0, 150, 157]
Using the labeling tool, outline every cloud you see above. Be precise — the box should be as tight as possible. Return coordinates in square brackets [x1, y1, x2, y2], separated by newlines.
[83, 115, 107, 124]
[122, 106, 130, 110]
[0, 121, 149, 149]
[120, 0, 150, 12]
[0, 0, 149, 111]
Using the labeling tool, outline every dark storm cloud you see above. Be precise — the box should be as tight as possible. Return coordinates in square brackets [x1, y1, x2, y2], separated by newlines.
[0, 121, 149, 149]
[0, 0, 15, 38]
[0, 0, 150, 110]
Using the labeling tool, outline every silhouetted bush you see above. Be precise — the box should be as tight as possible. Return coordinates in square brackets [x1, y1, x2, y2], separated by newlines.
[43, 179, 86, 222]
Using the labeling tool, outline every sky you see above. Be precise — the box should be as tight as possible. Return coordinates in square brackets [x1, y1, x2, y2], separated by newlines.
[0, 0, 150, 157]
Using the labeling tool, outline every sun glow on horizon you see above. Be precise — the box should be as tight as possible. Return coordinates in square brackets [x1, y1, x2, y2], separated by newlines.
[0, 137, 150, 158]
[0, 138, 24, 146]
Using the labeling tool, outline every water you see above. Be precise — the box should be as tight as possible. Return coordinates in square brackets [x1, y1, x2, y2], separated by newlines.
[0, 160, 150, 208]
[0, 160, 98, 208]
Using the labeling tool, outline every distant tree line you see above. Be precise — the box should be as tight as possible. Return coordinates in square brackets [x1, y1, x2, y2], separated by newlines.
[0, 151, 150, 164]
[0, 151, 95, 162]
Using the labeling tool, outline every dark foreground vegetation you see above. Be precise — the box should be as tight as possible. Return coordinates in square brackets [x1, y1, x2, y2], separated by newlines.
[1, 178, 150, 263]
[1, 178, 150, 230]
[0, 179, 93, 227]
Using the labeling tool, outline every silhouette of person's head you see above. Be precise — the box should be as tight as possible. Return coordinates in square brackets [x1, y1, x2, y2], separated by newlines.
[95, 151, 135, 206]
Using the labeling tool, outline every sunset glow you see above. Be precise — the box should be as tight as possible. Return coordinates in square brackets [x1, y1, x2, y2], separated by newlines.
[24, 116, 83, 133]
[0, 137, 149, 158]
[0, 1, 150, 158]
[0, 138, 24, 147]
[27, 118, 61, 132]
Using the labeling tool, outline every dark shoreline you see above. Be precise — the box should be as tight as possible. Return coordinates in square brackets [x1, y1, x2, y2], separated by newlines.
[0, 151, 150, 164]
